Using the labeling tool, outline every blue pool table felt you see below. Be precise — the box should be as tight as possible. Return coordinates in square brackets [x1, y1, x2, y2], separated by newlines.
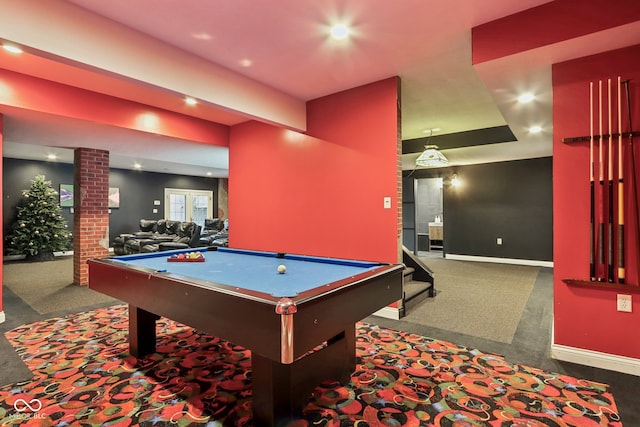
[114, 248, 382, 298]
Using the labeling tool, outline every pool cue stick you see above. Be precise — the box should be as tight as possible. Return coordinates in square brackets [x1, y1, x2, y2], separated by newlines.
[624, 79, 640, 284]
[618, 76, 625, 284]
[590, 81, 596, 281]
[598, 80, 605, 281]
[607, 79, 614, 282]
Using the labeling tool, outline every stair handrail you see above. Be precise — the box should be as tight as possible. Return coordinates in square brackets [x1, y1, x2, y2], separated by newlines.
[402, 245, 435, 285]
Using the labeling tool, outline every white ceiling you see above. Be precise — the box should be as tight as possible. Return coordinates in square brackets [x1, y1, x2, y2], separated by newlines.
[0, 0, 635, 176]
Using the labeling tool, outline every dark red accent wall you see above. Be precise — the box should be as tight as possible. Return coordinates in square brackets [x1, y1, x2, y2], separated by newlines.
[472, 0, 640, 64]
[0, 114, 3, 314]
[228, 78, 400, 263]
[553, 45, 640, 358]
[0, 68, 229, 146]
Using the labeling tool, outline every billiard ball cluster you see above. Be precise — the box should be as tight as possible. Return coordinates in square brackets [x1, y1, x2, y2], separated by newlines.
[168, 251, 205, 260]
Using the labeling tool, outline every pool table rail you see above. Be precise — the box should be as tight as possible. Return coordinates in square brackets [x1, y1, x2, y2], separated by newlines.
[90, 256, 399, 306]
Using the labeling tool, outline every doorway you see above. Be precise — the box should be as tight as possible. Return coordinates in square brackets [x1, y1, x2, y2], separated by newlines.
[415, 177, 443, 257]
[164, 188, 213, 228]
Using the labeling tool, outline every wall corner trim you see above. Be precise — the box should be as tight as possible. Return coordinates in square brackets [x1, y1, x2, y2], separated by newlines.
[445, 254, 553, 268]
[551, 343, 640, 377]
[0, 311, 5, 324]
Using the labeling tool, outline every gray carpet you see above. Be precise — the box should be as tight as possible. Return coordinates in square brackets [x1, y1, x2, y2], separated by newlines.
[403, 258, 539, 343]
[3, 256, 115, 314]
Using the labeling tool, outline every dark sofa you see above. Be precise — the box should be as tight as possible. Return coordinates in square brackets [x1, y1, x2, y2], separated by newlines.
[112, 219, 201, 255]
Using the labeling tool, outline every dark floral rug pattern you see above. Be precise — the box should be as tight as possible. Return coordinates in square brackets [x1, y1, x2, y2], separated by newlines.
[0, 305, 621, 426]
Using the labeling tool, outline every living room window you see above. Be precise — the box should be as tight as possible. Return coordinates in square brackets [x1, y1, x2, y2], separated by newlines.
[164, 188, 213, 227]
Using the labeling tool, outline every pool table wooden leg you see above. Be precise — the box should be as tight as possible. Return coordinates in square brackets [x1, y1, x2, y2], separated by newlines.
[129, 304, 159, 358]
[251, 323, 356, 426]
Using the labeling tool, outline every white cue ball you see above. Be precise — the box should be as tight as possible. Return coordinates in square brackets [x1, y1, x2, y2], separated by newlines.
[277, 264, 287, 274]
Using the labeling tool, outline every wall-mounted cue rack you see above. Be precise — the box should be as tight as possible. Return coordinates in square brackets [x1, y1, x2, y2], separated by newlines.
[563, 77, 640, 289]
[562, 131, 640, 143]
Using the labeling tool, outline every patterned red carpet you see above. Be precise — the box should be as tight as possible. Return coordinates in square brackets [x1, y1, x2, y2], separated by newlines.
[0, 305, 621, 426]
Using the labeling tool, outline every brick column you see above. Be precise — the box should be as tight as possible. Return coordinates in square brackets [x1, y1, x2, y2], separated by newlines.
[396, 77, 403, 264]
[73, 148, 109, 286]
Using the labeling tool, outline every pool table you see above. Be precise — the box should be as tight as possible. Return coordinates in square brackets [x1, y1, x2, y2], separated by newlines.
[88, 247, 403, 425]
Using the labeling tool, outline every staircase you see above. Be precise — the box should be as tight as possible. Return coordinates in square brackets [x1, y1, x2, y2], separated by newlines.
[400, 246, 436, 317]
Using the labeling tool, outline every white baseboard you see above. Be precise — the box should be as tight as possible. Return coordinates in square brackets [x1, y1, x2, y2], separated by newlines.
[445, 253, 553, 268]
[3, 251, 74, 261]
[0, 311, 5, 324]
[373, 306, 400, 320]
[551, 343, 640, 377]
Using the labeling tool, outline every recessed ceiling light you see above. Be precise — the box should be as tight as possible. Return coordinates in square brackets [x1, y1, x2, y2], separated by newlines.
[518, 93, 535, 103]
[240, 58, 253, 67]
[330, 24, 350, 40]
[191, 32, 212, 41]
[529, 125, 542, 133]
[185, 96, 197, 106]
[134, 162, 142, 169]
[136, 112, 160, 130]
[2, 44, 23, 54]
[47, 154, 57, 160]
[206, 172, 213, 176]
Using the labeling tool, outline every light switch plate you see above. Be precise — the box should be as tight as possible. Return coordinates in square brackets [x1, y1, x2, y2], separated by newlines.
[617, 294, 632, 313]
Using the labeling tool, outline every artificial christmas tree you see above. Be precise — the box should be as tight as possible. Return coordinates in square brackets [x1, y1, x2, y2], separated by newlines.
[6, 175, 71, 261]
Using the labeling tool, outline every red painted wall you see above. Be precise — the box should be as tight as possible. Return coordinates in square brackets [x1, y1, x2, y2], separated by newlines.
[472, 0, 640, 64]
[553, 45, 640, 358]
[228, 78, 400, 263]
[0, 68, 229, 146]
[0, 114, 3, 316]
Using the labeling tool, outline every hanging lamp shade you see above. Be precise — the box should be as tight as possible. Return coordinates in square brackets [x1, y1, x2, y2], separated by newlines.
[416, 145, 449, 167]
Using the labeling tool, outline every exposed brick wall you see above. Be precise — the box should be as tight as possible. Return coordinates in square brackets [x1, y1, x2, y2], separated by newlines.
[396, 77, 403, 264]
[73, 148, 109, 285]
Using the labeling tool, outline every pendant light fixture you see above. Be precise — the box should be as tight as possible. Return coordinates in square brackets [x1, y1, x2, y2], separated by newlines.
[416, 145, 449, 168]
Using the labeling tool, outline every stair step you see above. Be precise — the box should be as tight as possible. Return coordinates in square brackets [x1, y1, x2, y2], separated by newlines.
[401, 280, 434, 317]
[404, 280, 432, 301]
[403, 266, 415, 282]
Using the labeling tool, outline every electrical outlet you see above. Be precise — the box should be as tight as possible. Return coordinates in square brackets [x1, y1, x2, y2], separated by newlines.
[617, 294, 632, 313]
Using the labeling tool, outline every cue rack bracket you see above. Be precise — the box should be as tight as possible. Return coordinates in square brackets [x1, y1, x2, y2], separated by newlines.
[562, 131, 640, 143]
